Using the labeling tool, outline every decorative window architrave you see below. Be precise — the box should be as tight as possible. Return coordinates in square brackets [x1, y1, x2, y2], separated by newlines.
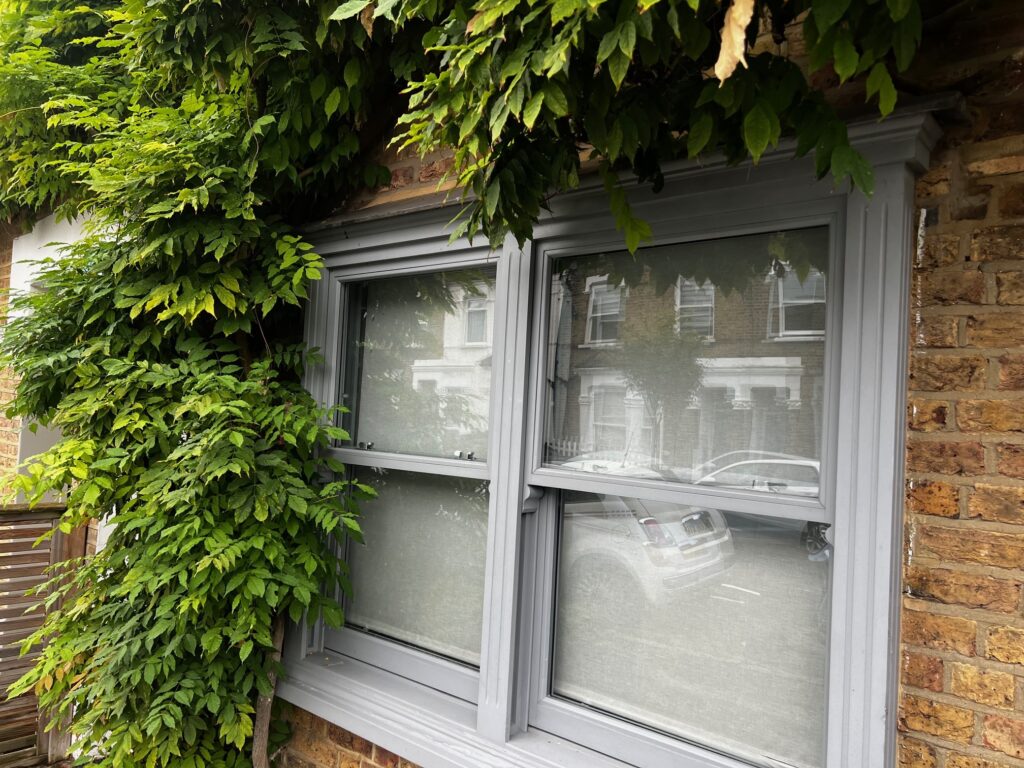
[281, 110, 940, 768]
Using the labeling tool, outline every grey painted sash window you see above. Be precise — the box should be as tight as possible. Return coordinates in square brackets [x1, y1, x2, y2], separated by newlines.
[284, 112, 940, 768]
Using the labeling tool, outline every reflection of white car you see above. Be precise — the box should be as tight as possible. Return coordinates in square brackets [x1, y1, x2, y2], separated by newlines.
[695, 459, 820, 497]
[561, 493, 735, 607]
[692, 450, 808, 478]
[695, 458, 831, 559]
[558, 452, 692, 483]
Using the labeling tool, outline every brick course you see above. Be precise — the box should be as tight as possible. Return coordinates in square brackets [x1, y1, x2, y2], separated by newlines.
[275, 707, 421, 768]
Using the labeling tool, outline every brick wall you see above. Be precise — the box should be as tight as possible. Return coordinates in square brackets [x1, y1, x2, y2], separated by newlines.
[898, 46, 1024, 768]
[278, 708, 419, 768]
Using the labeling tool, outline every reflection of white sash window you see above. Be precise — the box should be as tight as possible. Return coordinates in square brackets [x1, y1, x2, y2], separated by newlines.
[585, 277, 622, 343]
[675, 277, 715, 338]
[770, 267, 826, 337]
[465, 297, 488, 344]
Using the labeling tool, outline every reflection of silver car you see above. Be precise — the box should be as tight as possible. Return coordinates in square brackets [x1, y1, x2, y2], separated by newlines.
[695, 458, 820, 497]
[561, 493, 735, 607]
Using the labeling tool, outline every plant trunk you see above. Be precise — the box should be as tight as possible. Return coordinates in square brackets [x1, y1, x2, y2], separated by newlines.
[252, 614, 286, 768]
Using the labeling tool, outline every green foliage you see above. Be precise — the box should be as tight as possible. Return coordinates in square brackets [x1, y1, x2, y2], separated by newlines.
[0, 0, 924, 766]
[395, 0, 921, 250]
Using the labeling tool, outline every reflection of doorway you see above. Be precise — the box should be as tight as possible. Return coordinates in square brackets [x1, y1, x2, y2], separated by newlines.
[592, 385, 627, 452]
[750, 388, 790, 454]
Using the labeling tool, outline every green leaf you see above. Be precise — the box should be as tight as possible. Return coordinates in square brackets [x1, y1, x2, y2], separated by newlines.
[551, 0, 580, 24]
[597, 30, 619, 64]
[833, 29, 858, 82]
[484, 179, 501, 217]
[866, 63, 897, 116]
[523, 91, 545, 129]
[459, 110, 483, 142]
[344, 59, 361, 88]
[742, 103, 773, 163]
[812, 0, 851, 32]
[618, 21, 637, 58]
[831, 144, 875, 194]
[324, 87, 342, 117]
[329, 0, 372, 20]
[886, 0, 913, 21]
[310, 73, 328, 101]
[607, 49, 630, 90]
[542, 82, 568, 117]
[892, 5, 922, 71]
[687, 110, 714, 158]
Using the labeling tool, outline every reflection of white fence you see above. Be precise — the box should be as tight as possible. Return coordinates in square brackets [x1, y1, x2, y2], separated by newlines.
[546, 438, 584, 461]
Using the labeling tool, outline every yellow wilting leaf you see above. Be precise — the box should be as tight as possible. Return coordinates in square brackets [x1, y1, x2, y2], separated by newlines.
[713, 0, 756, 83]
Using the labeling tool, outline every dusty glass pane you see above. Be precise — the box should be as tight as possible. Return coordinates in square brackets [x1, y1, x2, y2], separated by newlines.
[552, 490, 831, 768]
[343, 268, 496, 460]
[543, 228, 829, 494]
[347, 469, 489, 666]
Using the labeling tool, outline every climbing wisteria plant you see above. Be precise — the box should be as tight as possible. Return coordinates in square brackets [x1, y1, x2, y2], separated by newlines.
[0, 0, 923, 765]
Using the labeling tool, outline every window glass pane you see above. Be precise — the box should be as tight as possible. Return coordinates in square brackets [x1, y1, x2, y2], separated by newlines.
[552, 490, 830, 768]
[343, 268, 496, 460]
[544, 228, 828, 491]
[465, 299, 488, 344]
[347, 469, 489, 666]
[586, 281, 622, 343]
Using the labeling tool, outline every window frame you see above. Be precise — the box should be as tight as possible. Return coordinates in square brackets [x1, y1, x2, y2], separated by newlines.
[521, 204, 842, 768]
[313, 247, 501, 703]
[675, 276, 716, 339]
[282, 111, 940, 768]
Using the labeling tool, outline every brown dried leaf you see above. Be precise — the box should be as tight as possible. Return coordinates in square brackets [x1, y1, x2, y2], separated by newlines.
[713, 0, 756, 83]
[359, 5, 374, 38]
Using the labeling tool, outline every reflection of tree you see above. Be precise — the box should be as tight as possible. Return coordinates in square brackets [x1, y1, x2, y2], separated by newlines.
[617, 310, 703, 463]
[345, 270, 492, 457]
[610, 227, 830, 295]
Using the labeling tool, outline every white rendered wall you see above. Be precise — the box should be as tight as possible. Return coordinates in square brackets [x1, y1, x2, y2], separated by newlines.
[9, 215, 84, 507]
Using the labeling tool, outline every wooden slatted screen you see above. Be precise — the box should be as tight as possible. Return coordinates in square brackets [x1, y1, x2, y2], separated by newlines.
[0, 506, 75, 768]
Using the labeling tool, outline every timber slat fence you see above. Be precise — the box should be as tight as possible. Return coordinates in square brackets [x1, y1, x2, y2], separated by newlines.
[0, 505, 79, 767]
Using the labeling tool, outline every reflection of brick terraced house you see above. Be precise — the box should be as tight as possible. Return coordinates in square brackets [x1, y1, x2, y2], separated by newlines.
[5, 5, 1024, 768]
[546, 242, 827, 475]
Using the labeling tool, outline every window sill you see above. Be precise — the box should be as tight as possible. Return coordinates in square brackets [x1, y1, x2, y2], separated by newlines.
[766, 333, 825, 342]
[577, 341, 623, 349]
[280, 650, 635, 768]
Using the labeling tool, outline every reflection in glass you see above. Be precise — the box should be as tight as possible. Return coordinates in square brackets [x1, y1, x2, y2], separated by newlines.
[343, 268, 496, 460]
[544, 228, 829, 493]
[552, 491, 830, 768]
[347, 469, 489, 666]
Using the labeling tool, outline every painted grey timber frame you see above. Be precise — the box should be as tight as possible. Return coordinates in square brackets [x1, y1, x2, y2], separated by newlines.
[280, 111, 940, 768]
